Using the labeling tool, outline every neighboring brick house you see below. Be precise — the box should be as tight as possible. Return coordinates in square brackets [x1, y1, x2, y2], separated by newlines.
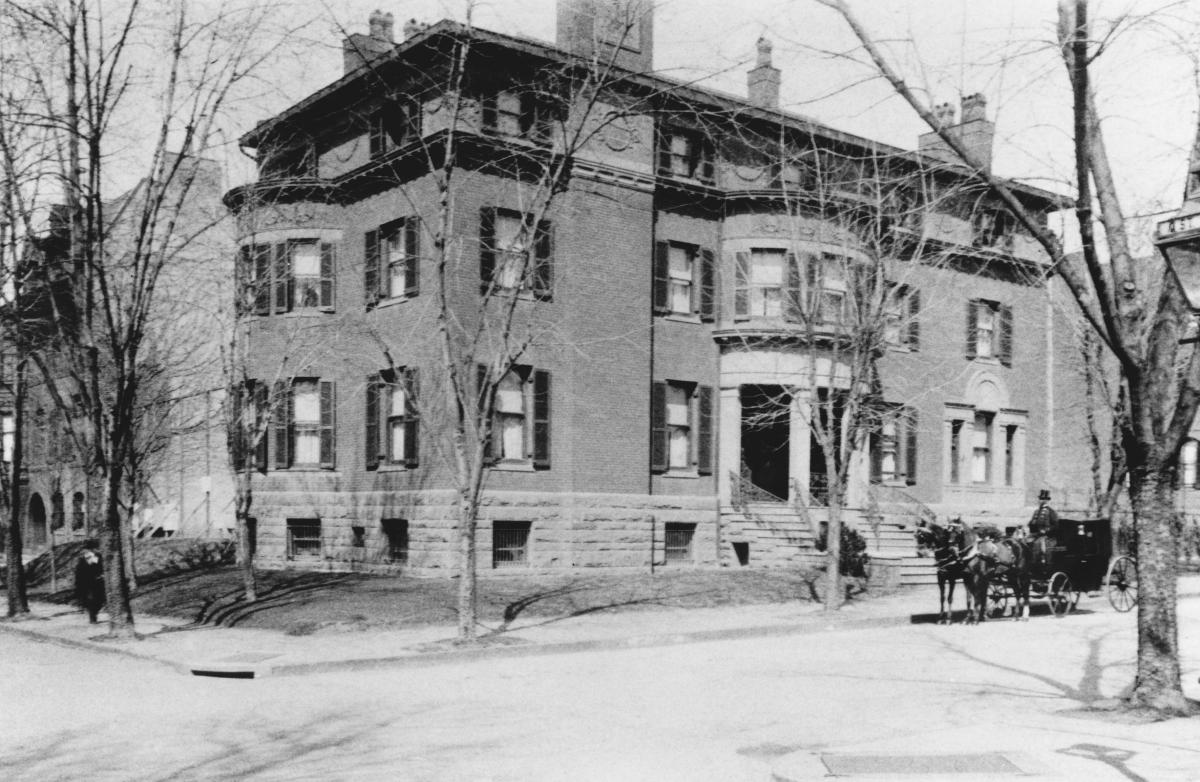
[225, 1, 1089, 575]
[14, 155, 235, 551]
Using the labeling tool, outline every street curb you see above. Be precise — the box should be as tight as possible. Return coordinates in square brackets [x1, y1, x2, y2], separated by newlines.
[1, 604, 920, 678]
[0, 617, 192, 675]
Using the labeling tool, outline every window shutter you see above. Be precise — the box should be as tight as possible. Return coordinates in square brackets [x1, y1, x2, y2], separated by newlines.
[905, 408, 919, 486]
[273, 380, 290, 470]
[653, 241, 669, 314]
[477, 363, 496, 465]
[273, 243, 290, 313]
[365, 373, 380, 471]
[319, 380, 336, 470]
[319, 242, 336, 311]
[906, 288, 921, 349]
[999, 304, 1013, 366]
[965, 300, 978, 360]
[656, 129, 672, 174]
[532, 369, 550, 469]
[236, 246, 250, 317]
[253, 382, 268, 473]
[479, 208, 496, 294]
[697, 142, 715, 183]
[404, 367, 419, 468]
[232, 383, 247, 470]
[254, 245, 271, 315]
[1193, 446, 1200, 489]
[734, 252, 750, 320]
[786, 252, 802, 322]
[650, 381, 668, 473]
[697, 385, 714, 475]
[481, 94, 498, 132]
[699, 248, 716, 321]
[364, 230, 380, 308]
[533, 219, 553, 301]
[404, 218, 420, 297]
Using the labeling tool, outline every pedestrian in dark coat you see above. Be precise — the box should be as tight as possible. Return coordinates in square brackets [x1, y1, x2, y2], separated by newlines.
[74, 541, 105, 624]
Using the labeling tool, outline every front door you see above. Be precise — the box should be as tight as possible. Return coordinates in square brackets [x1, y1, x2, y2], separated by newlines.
[740, 385, 790, 501]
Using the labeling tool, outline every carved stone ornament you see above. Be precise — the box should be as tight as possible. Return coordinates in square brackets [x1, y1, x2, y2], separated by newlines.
[734, 165, 765, 182]
[600, 117, 638, 151]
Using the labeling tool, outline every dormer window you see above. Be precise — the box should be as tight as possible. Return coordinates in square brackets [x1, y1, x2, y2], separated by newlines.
[658, 128, 714, 182]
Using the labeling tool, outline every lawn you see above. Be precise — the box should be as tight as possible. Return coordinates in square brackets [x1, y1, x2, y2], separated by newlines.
[21, 538, 835, 636]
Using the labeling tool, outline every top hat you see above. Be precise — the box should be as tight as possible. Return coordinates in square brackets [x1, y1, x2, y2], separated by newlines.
[1038, 489, 1051, 501]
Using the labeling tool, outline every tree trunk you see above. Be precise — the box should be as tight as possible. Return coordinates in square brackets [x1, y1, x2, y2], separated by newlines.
[824, 499, 844, 611]
[119, 504, 136, 592]
[101, 466, 135, 637]
[456, 496, 478, 641]
[6, 357, 28, 617]
[235, 471, 256, 602]
[1126, 465, 1194, 714]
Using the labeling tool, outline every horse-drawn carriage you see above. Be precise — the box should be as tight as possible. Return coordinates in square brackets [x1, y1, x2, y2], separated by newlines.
[917, 516, 1138, 622]
[986, 518, 1137, 617]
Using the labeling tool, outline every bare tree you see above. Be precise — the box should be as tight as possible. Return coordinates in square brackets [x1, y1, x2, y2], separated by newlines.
[1, 0, 286, 637]
[818, 0, 1200, 717]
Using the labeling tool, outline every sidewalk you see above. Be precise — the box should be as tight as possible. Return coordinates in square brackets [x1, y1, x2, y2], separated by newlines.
[0, 584, 936, 678]
[5, 575, 1199, 679]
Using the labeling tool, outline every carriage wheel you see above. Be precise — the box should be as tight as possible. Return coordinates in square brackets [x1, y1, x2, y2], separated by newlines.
[1048, 572, 1077, 617]
[986, 582, 1008, 619]
[1106, 555, 1138, 613]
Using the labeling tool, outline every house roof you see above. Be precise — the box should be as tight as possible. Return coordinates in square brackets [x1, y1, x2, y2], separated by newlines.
[240, 19, 1069, 210]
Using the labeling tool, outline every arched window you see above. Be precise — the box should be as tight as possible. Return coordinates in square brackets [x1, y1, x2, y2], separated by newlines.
[50, 492, 65, 531]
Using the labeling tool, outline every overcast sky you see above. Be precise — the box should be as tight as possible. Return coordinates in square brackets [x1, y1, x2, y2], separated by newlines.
[240, 0, 1200, 247]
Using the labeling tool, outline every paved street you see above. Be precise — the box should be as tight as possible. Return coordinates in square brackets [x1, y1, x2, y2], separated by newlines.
[3, 592, 1200, 781]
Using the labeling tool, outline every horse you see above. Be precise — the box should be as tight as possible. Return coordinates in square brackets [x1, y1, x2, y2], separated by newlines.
[915, 518, 979, 624]
[971, 530, 1033, 621]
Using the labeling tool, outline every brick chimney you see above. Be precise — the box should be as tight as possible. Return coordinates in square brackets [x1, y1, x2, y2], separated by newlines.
[343, 10, 396, 74]
[918, 94, 995, 171]
[557, 0, 653, 73]
[747, 37, 780, 109]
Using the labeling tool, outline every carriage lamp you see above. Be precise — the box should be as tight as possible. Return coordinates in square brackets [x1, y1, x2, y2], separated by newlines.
[1156, 209, 1200, 342]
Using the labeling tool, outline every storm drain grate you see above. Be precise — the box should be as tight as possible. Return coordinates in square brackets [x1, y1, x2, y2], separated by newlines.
[822, 753, 1023, 775]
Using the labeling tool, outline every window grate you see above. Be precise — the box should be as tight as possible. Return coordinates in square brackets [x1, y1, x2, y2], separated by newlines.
[664, 523, 695, 563]
[287, 519, 321, 559]
[492, 521, 531, 569]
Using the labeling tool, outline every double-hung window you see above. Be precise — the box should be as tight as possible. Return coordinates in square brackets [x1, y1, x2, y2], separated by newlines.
[657, 128, 714, 182]
[480, 365, 552, 469]
[369, 97, 420, 158]
[883, 283, 920, 349]
[365, 367, 419, 470]
[479, 208, 553, 299]
[653, 241, 715, 319]
[869, 405, 918, 485]
[238, 240, 336, 315]
[811, 254, 847, 326]
[364, 218, 420, 307]
[746, 249, 786, 318]
[971, 411, 993, 484]
[292, 380, 323, 466]
[272, 378, 336, 470]
[651, 380, 714, 475]
[966, 299, 1013, 365]
[482, 90, 555, 144]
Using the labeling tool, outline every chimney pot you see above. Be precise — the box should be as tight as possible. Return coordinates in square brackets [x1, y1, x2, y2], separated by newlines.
[748, 35, 781, 109]
[368, 9, 386, 39]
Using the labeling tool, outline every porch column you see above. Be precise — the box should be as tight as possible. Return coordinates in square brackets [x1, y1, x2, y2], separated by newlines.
[789, 388, 812, 503]
[718, 385, 741, 506]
